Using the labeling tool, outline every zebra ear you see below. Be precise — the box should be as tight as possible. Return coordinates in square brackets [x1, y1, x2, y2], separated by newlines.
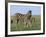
[27, 10, 32, 14]
[28, 10, 32, 13]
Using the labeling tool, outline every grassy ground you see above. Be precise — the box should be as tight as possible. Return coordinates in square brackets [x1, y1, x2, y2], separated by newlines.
[10, 15, 41, 31]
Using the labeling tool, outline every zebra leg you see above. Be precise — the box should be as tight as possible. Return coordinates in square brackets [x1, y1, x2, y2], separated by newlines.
[17, 19, 19, 24]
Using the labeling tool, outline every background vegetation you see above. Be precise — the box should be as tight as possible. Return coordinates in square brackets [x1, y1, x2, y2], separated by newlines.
[10, 15, 41, 31]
